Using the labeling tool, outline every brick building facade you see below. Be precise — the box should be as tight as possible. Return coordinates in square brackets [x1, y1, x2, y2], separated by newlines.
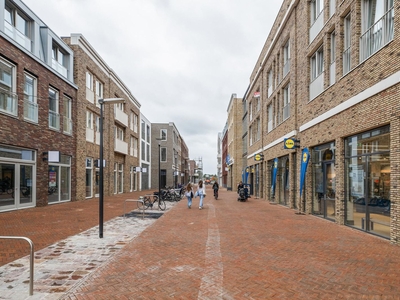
[227, 94, 243, 191]
[63, 34, 141, 200]
[240, 0, 399, 243]
[0, 0, 77, 212]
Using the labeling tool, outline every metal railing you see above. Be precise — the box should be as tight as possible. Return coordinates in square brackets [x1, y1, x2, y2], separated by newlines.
[0, 236, 34, 296]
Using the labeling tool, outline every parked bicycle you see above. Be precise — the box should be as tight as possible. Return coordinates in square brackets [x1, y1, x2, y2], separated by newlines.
[137, 195, 166, 211]
[160, 187, 178, 202]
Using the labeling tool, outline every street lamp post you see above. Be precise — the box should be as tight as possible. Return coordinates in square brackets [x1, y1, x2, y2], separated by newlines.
[156, 138, 162, 202]
[174, 153, 178, 188]
[98, 97, 125, 238]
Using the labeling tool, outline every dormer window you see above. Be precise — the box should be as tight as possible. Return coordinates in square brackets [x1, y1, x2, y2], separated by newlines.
[51, 44, 68, 77]
[4, 2, 32, 51]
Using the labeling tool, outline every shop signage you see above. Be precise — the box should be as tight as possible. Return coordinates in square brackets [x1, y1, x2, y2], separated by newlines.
[254, 153, 264, 161]
[284, 138, 300, 149]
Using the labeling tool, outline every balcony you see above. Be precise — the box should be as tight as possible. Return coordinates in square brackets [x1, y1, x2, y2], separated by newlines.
[115, 139, 128, 155]
[86, 127, 94, 143]
[51, 59, 68, 78]
[115, 107, 128, 127]
[309, 71, 324, 101]
[86, 87, 94, 104]
[309, 9, 324, 44]
[4, 22, 32, 51]
[0, 88, 18, 116]
[360, 8, 394, 62]
[24, 100, 38, 123]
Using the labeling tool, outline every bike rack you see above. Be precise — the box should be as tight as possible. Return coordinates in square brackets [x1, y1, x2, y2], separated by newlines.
[124, 199, 145, 219]
[0, 236, 34, 296]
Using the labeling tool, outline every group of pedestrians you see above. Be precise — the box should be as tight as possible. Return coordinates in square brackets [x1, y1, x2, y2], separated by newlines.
[184, 180, 219, 210]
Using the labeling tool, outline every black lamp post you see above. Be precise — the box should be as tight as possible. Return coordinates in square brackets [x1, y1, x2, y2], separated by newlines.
[174, 153, 178, 188]
[98, 97, 124, 238]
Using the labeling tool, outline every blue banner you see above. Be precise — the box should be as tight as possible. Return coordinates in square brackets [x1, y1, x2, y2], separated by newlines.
[245, 167, 249, 184]
[271, 158, 278, 197]
[299, 148, 310, 197]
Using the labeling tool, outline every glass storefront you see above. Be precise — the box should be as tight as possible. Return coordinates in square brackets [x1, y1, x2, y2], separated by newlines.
[0, 145, 35, 211]
[312, 142, 336, 221]
[48, 154, 71, 204]
[345, 126, 390, 238]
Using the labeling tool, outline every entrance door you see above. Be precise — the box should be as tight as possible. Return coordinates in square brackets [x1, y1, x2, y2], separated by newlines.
[0, 163, 34, 210]
[322, 162, 336, 220]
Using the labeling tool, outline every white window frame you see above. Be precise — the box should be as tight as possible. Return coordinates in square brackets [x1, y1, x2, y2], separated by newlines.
[161, 147, 167, 162]
[283, 40, 290, 78]
[343, 13, 352, 75]
[48, 87, 60, 130]
[283, 84, 290, 121]
[311, 46, 324, 81]
[86, 72, 93, 90]
[268, 69, 273, 97]
[0, 57, 17, 116]
[161, 129, 167, 141]
[23, 72, 37, 122]
[63, 95, 72, 134]
[267, 104, 273, 132]
[330, 31, 336, 86]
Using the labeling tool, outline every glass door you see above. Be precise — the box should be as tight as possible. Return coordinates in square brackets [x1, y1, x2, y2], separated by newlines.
[0, 163, 33, 210]
[0, 163, 15, 208]
[323, 162, 336, 221]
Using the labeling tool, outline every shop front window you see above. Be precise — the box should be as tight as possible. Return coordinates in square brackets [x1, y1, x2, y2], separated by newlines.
[345, 126, 390, 238]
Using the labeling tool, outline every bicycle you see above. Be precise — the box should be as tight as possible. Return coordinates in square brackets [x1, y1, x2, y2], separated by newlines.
[214, 188, 219, 200]
[137, 195, 166, 211]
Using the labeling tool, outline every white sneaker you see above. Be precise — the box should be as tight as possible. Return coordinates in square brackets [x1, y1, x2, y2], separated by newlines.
[199, 206, 202, 210]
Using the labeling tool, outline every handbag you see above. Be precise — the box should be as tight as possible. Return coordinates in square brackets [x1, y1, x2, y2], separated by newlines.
[190, 191, 194, 198]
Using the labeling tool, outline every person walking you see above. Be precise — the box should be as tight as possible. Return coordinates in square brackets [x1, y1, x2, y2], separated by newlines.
[196, 180, 206, 210]
[185, 183, 193, 209]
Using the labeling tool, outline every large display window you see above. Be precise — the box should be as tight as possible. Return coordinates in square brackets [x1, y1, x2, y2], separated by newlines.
[345, 126, 390, 238]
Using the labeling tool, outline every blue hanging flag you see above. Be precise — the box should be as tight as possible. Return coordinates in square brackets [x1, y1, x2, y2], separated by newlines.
[271, 158, 278, 197]
[299, 148, 310, 197]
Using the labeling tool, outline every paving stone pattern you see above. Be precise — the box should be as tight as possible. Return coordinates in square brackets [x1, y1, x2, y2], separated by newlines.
[2, 187, 400, 299]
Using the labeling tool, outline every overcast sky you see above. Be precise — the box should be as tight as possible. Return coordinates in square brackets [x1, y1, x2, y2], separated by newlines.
[23, 0, 282, 174]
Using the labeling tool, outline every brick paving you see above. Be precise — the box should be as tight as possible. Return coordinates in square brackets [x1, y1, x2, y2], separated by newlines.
[2, 186, 400, 299]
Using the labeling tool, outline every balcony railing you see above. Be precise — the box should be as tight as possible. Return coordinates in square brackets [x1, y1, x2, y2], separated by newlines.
[4, 22, 32, 51]
[0, 87, 18, 116]
[360, 7, 394, 62]
[309, 71, 324, 101]
[51, 59, 68, 78]
[48, 111, 60, 130]
[63, 116, 72, 134]
[86, 127, 94, 143]
[24, 100, 38, 123]
[329, 61, 336, 86]
[86, 87, 94, 104]
[115, 107, 128, 127]
[115, 139, 128, 155]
